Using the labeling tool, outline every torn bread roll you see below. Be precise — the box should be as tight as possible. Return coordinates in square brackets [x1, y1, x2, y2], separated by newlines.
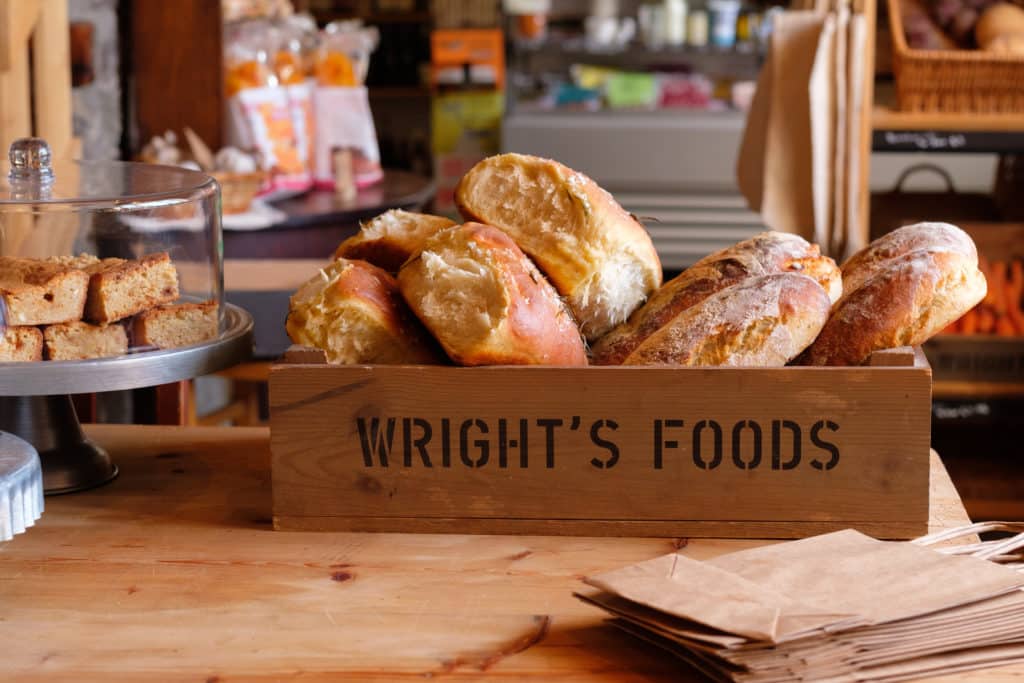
[333, 210, 456, 272]
[591, 231, 841, 365]
[801, 249, 987, 366]
[286, 258, 443, 365]
[455, 153, 662, 341]
[840, 222, 977, 298]
[397, 222, 587, 366]
[622, 273, 831, 367]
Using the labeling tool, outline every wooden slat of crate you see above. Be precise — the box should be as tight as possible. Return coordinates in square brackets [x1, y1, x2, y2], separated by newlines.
[270, 354, 932, 538]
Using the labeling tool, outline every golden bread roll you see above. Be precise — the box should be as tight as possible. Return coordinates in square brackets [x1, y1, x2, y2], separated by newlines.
[333, 210, 456, 272]
[976, 4, 1024, 52]
[286, 258, 443, 365]
[840, 222, 977, 298]
[454, 153, 662, 341]
[800, 249, 987, 366]
[591, 231, 840, 365]
[397, 222, 587, 366]
[622, 273, 831, 367]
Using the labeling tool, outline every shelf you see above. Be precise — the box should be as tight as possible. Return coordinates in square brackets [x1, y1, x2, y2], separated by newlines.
[932, 380, 1024, 400]
[872, 106, 1024, 134]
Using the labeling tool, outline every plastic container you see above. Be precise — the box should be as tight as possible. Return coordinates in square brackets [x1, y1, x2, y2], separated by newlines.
[686, 8, 709, 47]
[663, 0, 687, 47]
[708, 0, 741, 48]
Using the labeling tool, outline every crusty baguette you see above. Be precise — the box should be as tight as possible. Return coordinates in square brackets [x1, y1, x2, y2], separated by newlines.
[44, 321, 128, 361]
[840, 222, 977, 298]
[455, 153, 662, 341]
[133, 301, 218, 350]
[78, 252, 180, 323]
[0, 257, 89, 325]
[0, 326, 43, 362]
[591, 232, 841, 365]
[622, 273, 831, 367]
[800, 249, 987, 366]
[287, 258, 444, 365]
[397, 222, 588, 366]
[333, 210, 456, 272]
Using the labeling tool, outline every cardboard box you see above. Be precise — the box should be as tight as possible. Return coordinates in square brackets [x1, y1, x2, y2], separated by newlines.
[269, 347, 932, 539]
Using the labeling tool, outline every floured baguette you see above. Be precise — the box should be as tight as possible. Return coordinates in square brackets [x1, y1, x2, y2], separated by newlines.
[622, 273, 831, 367]
[455, 153, 662, 341]
[592, 232, 841, 365]
[0, 326, 43, 362]
[840, 222, 977, 298]
[287, 258, 444, 365]
[333, 210, 456, 272]
[397, 222, 587, 366]
[0, 257, 89, 325]
[44, 321, 128, 361]
[800, 249, 987, 366]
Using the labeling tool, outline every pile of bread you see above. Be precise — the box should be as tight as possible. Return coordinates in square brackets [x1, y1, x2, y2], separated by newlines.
[287, 153, 988, 368]
[0, 252, 218, 362]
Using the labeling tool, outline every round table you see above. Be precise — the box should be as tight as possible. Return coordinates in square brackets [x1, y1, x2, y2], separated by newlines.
[223, 170, 435, 258]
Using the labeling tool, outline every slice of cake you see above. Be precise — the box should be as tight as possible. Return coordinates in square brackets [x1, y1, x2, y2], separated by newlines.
[79, 252, 180, 323]
[132, 301, 218, 350]
[44, 321, 128, 361]
[0, 326, 44, 362]
[0, 257, 90, 325]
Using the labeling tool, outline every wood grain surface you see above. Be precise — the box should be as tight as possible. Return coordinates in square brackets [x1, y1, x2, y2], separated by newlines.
[0, 425, 993, 682]
[270, 362, 932, 537]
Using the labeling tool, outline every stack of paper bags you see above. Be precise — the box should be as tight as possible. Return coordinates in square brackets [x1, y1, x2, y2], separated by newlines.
[737, 3, 868, 260]
[577, 529, 1024, 682]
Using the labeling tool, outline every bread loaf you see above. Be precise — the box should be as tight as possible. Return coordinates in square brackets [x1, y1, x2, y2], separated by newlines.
[0, 326, 43, 362]
[333, 210, 457, 272]
[840, 222, 977, 298]
[44, 321, 128, 361]
[801, 249, 987, 366]
[454, 153, 662, 341]
[287, 258, 443, 365]
[0, 257, 89, 325]
[591, 232, 841, 365]
[623, 273, 831, 367]
[133, 301, 218, 350]
[397, 222, 588, 366]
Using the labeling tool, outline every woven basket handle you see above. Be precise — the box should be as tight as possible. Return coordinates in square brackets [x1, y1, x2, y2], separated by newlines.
[891, 163, 958, 195]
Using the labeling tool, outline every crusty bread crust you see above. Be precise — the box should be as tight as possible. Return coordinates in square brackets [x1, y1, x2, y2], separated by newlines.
[287, 258, 444, 365]
[0, 257, 89, 325]
[800, 249, 987, 366]
[133, 301, 218, 349]
[397, 222, 588, 366]
[622, 273, 831, 367]
[591, 232, 841, 365]
[841, 222, 977, 298]
[0, 326, 43, 362]
[333, 210, 456, 272]
[44, 321, 128, 361]
[455, 153, 662, 341]
[82, 252, 180, 323]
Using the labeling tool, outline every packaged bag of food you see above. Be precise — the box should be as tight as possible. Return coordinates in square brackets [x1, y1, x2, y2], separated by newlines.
[312, 21, 383, 189]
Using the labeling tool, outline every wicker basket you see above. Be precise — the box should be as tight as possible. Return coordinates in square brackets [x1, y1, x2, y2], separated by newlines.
[211, 170, 266, 215]
[887, 0, 1024, 113]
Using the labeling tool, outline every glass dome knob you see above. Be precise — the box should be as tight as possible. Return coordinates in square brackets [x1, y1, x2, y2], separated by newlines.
[8, 137, 54, 183]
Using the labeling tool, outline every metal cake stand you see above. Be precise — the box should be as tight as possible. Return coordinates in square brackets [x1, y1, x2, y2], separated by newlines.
[0, 303, 253, 494]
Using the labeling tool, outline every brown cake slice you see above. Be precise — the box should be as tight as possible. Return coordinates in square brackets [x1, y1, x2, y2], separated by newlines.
[44, 321, 128, 361]
[80, 252, 180, 323]
[132, 301, 218, 350]
[0, 326, 44, 362]
[0, 257, 90, 325]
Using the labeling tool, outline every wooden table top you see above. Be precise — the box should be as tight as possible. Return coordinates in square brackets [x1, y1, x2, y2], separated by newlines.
[0, 425, 1004, 682]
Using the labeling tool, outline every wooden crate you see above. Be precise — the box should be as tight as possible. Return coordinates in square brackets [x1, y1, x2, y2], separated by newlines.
[269, 347, 932, 539]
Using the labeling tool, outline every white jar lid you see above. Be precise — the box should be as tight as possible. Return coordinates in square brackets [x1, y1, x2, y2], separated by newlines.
[0, 432, 43, 542]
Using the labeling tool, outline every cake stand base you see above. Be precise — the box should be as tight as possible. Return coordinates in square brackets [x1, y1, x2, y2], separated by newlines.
[0, 396, 118, 495]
